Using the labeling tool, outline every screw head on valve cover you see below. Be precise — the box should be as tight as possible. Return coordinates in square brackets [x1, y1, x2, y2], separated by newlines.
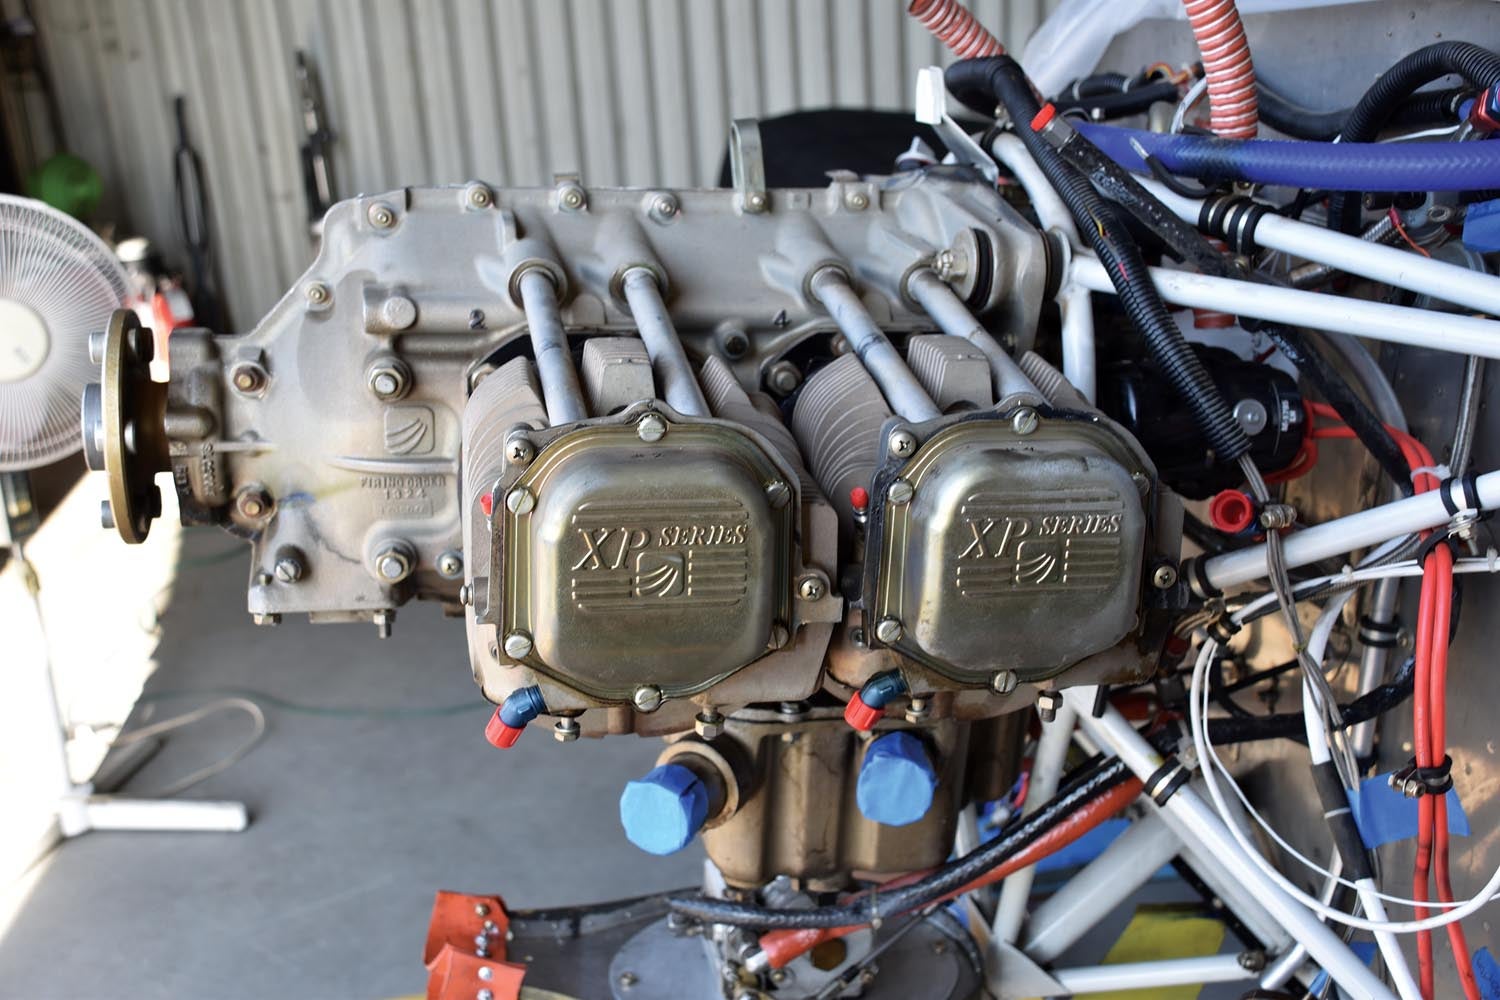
[1152, 563, 1179, 590]
[505, 434, 535, 466]
[502, 630, 533, 660]
[1011, 407, 1039, 435]
[874, 617, 904, 644]
[990, 670, 1020, 695]
[764, 480, 791, 509]
[886, 479, 914, 505]
[633, 685, 664, 713]
[505, 487, 535, 516]
[636, 413, 668, 442]
[887, 429, 917, 459]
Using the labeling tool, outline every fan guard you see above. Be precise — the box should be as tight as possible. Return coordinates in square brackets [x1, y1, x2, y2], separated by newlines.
[0, 195, 129, 471]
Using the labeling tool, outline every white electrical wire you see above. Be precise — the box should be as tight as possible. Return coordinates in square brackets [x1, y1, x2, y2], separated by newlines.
[1229, 554, 1500, 625]
[1190, 639, 1500, 930]
[1171, 76, 1209, 134]
[113, 697, 268, 797]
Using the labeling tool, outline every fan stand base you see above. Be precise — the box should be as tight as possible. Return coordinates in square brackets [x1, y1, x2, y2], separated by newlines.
[57, 787, 248, 837]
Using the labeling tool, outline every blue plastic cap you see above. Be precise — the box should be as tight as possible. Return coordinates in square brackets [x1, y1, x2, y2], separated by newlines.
[856, 732, 937, 828]
[619, 763, 710, 855]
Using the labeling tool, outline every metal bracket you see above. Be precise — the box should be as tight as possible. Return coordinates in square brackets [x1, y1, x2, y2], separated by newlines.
[914, 66, 1000, 185]
[729, 118, 768, 214]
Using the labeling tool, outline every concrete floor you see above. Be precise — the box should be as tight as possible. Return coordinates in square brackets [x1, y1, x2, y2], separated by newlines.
[0, 523, 703, 1000]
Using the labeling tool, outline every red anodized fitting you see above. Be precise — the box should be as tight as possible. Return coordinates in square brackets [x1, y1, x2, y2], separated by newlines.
[1208, 488, 1257, 535]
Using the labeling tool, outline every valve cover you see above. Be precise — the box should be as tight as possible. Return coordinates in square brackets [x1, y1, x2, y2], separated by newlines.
[869, 411, 1150, 684]
[491, 410, 796, 702]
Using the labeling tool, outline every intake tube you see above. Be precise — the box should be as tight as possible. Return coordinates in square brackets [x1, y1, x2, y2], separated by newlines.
[515, 266, 588, 425]
[810, 267, 941, 423]
[620, 266, 709, 417]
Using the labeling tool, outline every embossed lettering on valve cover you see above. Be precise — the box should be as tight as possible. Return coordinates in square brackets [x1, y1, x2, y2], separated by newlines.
[953, 491, 1125, 596]
[568, 500, 750, 609]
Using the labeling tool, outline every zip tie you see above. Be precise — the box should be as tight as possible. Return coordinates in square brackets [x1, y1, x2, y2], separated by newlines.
[1411, 463, 1452, 485]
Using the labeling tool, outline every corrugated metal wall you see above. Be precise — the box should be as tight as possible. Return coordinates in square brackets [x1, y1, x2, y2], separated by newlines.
[35, 0, 1054, 331]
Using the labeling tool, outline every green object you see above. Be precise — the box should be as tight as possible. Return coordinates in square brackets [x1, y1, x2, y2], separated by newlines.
[26, 153, 104, 219]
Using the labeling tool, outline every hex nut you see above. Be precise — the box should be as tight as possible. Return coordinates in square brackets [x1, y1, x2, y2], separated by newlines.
[694, 712, 725, 740]
[367, 356, 412, 400]
[374, 544, 414, 583]
[235, 487, 272, 520]
[1036, 689, 1062, 723]
[230, 363, 267, 395]
[553, 717, 581, 742]
[767, 360, 801, 395]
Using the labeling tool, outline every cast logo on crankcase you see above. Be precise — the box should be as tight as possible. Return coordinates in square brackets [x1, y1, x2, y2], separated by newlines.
[383, 405, 434, 456]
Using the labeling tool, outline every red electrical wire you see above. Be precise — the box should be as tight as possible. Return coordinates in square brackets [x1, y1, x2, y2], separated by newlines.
[908, 0, 1005, 59]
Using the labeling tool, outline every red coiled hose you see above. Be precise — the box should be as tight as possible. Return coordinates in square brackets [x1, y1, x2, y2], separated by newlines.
[1182, 0, 1259, 138]
[909, 0, 1004, 59]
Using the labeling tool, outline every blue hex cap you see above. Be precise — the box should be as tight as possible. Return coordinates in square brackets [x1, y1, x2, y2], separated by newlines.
[619, 763, 710, 855]
[856, 732, 937, 827]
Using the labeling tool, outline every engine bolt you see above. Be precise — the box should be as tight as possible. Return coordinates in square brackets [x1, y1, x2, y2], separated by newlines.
[367, 356, 412, 400]
[886, 479, 914, 505]
[904, 696, 931, 724]
[503, 630, 533, 660]
[380, 295, 417, 330]
[651, 193, 679, 220]
[637, 413, 668, 442]
[990, 670, 1019, 695]
[887, 429, 917, 459]
[797, 576, 825, 601]
[505, 435, 535, 466]
[230, 363, 267, 395]
[1011, 407, 1039, 435]
[558, 184, 587, 211]
[236, 486, 272, 520]
[633, 685, 664, 713]
[553, 717, 581, 742]
[436, 550, 463, 578]
[251, 612, 282, 627]
[1152, 563, 1179, 590]
[273, 547, 305, 583]
[764, 480, 792, 509]
[367, 202, 396, 228]
[505, 487, 535, 516]
[466, 183, 493, 209]
[1036, 689, 1062, 723]
[767, 360, 801, 395]
[874, 617, 904, 644]
[305, 281, 331, 306]
[845, 189, 870, 211]
[374, 544, 413, 583]
[1131, 471, 1151, 495]
[694, 711, 725, 739]
[458, 583, 473, 606]
[744, 191, 768, 213]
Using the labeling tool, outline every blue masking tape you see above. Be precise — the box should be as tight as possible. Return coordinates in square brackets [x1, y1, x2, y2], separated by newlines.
[1474, 947, 1500, 1000]
[1348, 772, 1469, 850]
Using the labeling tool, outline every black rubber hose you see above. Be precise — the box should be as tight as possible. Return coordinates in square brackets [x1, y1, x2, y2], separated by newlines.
[1206, 656, 1415, 745]
[1329, 42, 1500, 233]
[666, 754, 1133, 930]
[1055, 80, 1182, 120]
[1256, 82, 1467, 141]
[947, 55, 1250, 464]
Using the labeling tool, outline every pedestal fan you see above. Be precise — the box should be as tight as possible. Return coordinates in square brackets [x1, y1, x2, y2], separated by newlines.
[0, 194, 246, 838]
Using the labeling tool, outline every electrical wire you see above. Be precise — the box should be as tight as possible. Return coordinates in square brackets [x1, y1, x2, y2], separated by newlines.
[111, 698, 267, 797]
